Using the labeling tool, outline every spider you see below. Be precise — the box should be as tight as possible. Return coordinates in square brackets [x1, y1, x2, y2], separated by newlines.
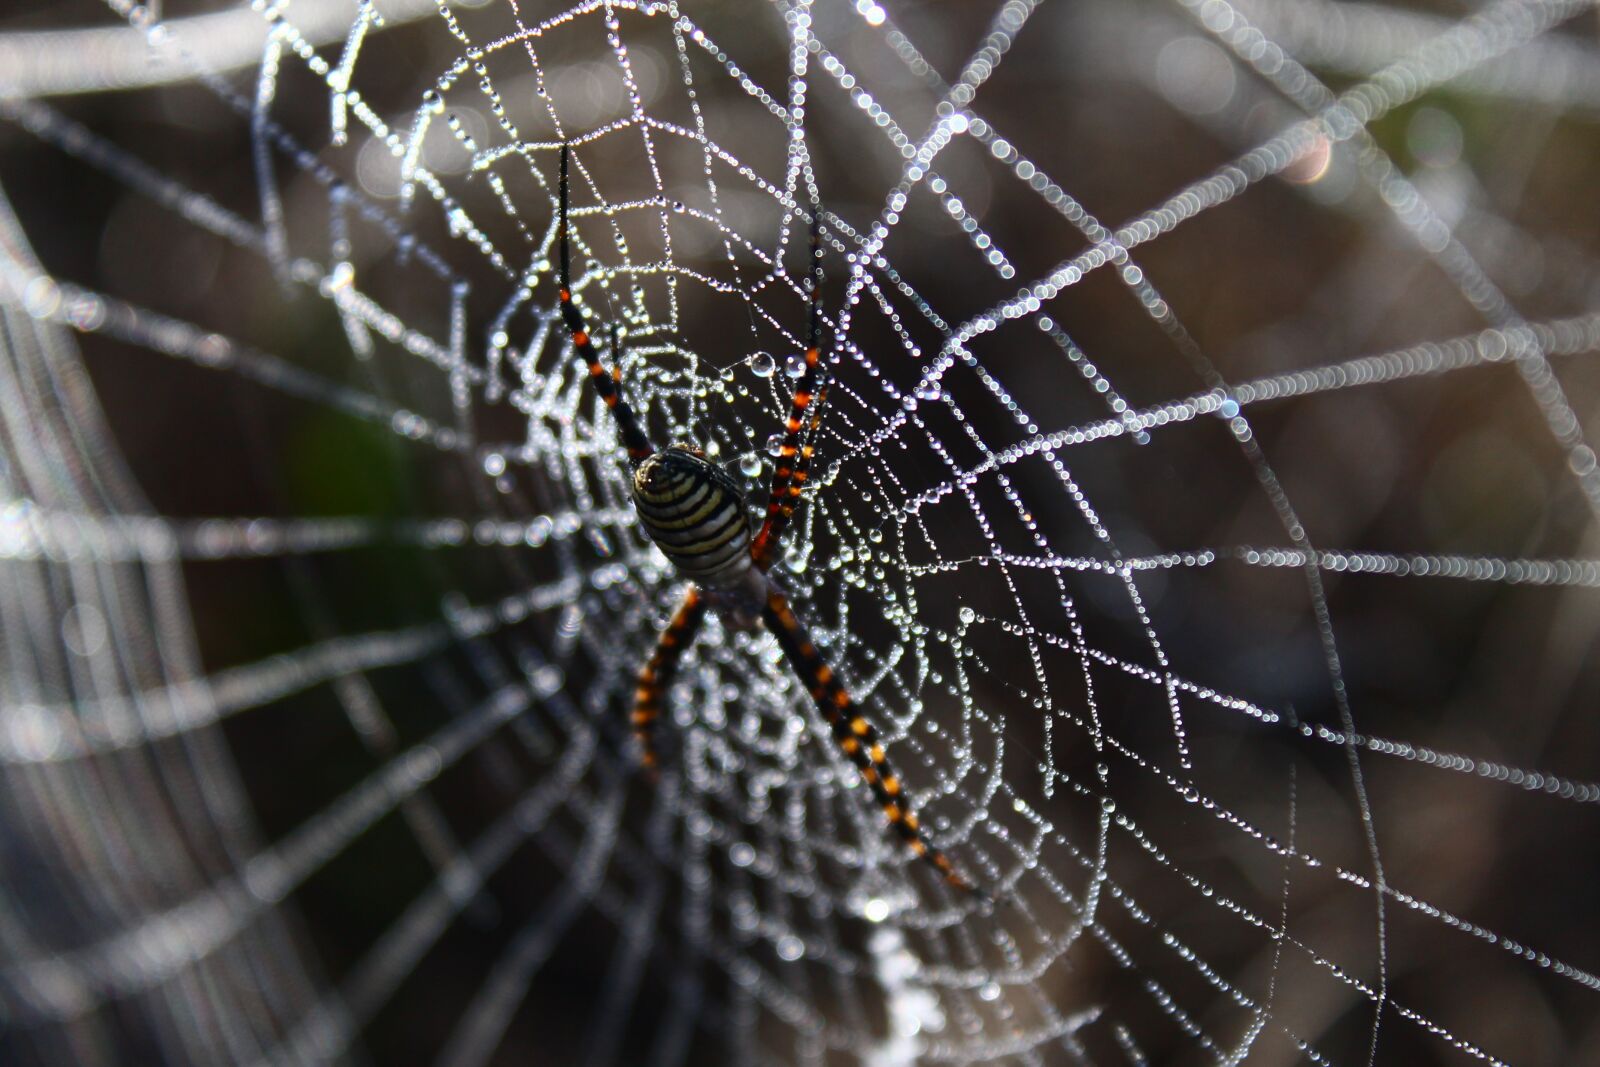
[555, 145, 978, 897]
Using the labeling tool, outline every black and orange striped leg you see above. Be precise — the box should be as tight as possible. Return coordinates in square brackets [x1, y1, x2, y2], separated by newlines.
[558, 143, 654, 464]
[760, 589, 982, 897]
[752, 209, 831, 569]
[632, 588, 708, 776]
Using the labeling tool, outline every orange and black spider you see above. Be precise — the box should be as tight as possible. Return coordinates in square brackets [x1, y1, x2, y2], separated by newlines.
[555, 145, 979, 898]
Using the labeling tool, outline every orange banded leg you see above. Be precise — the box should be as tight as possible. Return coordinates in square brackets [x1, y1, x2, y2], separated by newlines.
[760, 589, 981, 896]
[751, 368, 830, 571]
[752, 210, 831, 569]
[558, 144, 653, 463]
[632, 588, 707, 775]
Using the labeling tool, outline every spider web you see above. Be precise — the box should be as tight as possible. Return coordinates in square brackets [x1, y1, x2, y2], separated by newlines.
[2, 0, 1599, 1064]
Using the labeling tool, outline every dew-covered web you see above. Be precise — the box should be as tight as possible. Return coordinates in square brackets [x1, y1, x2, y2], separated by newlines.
[3, 0, 1600, 1064]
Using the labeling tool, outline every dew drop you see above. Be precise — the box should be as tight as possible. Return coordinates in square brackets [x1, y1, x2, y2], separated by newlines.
[738, 453, 763, 478]
[531, 666, 564, 696]
[751, 352, 776, 378]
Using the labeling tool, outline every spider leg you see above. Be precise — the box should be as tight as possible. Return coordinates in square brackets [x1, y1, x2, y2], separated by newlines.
[760, 588, 982, 897]
[632, 587, 708, 776]
[751, 207, 831, 571]
[558, 143, 655, 463]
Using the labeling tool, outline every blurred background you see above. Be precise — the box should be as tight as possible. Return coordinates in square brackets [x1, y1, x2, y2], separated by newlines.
[2, 1, 1599, 1064]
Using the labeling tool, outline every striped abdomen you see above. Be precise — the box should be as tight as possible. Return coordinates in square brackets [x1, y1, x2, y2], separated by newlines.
[632, 446, 753, 588]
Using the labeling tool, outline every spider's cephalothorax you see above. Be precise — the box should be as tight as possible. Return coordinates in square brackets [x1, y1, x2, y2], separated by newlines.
[556, 144, 982, 899]
[632, 446, 753, 589]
